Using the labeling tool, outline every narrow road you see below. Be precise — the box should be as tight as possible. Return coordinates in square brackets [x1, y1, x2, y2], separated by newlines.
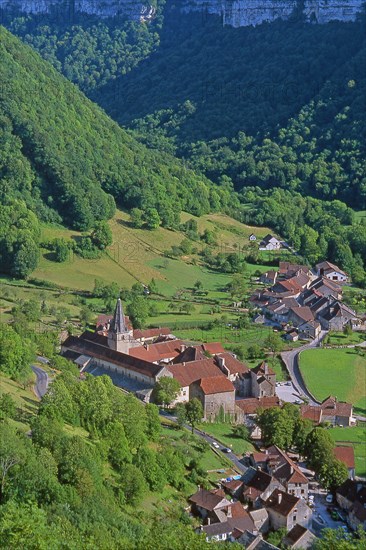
[31, 365, 49, 399]
[159, 411, 247, 473]
[281, 331, 328, 405]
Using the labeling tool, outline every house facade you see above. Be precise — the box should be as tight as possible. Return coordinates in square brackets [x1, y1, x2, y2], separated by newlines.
[265, 490, 312, 531]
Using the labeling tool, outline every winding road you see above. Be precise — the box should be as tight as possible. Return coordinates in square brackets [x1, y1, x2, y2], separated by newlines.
[281, 331, 328, 405]
[31, 364, 49, 399]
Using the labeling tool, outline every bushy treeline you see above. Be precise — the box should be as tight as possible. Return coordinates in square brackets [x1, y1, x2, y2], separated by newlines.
[0, 368, 217, 549]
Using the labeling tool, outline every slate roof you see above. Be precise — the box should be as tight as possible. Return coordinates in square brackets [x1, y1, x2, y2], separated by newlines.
[289, 306, 314, 323]
[62, 335, 163, 378]
[282, 524, 315, 547]
[316, 261, 347, 277]
[336, 480, 366, 504]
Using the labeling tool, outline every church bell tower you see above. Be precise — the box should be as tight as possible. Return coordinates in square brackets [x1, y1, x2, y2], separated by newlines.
[108, 297, 135, 354]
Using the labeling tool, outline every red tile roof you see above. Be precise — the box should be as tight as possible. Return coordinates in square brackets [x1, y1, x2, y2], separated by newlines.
[128, 339, 185, 362]
[203, 342, 226, 354]
[216, 353, 250, 375]
[199, 376, 235, 395]
[300, 405, 322, 424]
[133, 327, 171, 339]
[251, 362, 275, 376]
[334, 446, 355, 469]
[167, 358, 223, 387]
[236, 396, 280, 414]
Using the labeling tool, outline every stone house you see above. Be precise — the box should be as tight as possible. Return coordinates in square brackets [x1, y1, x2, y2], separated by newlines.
[349, 502, 366, 531]
[241, 467, 284, 508]
[288, 306, 314, 328]
[250, 362, 276, 398]
[189, 488, 231, 521]
[298, 320, 321, 340]
[308, 277, 343, 300]
[265, 490, 312, 531]
[282, 525, 317, 549]
[317, 300, 358, 331]
[249, 508, 270, 534]
[250, 446, 309, 499]
[336, 480, 366, 513]
[260, 270, 278, 285]
[190, 376, 236, 421]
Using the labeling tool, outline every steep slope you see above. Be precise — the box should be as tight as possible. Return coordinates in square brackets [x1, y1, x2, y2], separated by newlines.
[0, 25, 225, 233]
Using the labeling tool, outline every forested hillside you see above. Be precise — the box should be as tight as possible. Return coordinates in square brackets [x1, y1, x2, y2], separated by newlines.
[0, 25, 236, 278]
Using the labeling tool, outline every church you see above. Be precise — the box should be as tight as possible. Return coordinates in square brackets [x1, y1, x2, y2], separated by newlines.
[61, 297, 277, 419]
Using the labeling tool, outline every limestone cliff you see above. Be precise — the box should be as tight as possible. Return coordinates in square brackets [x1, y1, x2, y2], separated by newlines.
[178, 0, 364, 27]
[0, 0, 363, 25]
[0, 1, 156, 22]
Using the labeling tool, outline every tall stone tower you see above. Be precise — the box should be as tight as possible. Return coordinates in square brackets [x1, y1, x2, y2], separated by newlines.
[107, 297, 135, 354]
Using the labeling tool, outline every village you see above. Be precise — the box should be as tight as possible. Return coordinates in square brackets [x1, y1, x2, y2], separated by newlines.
[60, 250, 366, 548]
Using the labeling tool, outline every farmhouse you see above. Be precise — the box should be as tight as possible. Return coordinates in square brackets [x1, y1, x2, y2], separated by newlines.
[316, 261, 348, 283]
[259, 234, 282, 251]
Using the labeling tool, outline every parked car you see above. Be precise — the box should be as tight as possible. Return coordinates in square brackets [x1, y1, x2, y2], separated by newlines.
[212, 442, 220, 449]
[326, 494, 334, 503]
[223, 448, 232, 453]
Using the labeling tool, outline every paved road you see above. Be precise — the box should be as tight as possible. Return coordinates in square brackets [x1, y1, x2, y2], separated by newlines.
[31, 365, 49, 399]
[281, 331, 328, 405]
[159, 411, 247, 474]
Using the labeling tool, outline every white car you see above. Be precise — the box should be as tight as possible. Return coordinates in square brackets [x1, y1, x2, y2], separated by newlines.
[326, 494, 333, 503]
[212, 442, 220, 449]
[224, 448, 232, 453]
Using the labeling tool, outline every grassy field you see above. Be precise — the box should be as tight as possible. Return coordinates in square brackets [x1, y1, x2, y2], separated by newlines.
[33, 209, 276, 295]
[197, 423, 255, 456]
[327, 331, 366, 346]
[0, 373, 38, 429]
[299, 349, 366, 415]
[354, 210, 366, 222]
[329, 426, 366, 477]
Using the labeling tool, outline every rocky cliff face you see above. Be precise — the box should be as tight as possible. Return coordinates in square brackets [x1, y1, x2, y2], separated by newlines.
[0, 0, 363, 25]
[0, 1, 156, 21]
[179, 0, 364, 27]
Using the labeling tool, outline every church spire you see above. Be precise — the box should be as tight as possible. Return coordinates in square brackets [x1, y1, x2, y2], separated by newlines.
[110, 297, 127, 334]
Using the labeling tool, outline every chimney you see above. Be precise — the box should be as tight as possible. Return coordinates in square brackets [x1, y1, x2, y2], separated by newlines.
[278, 492, 282, 505]
[207, 518, 211, 526]
[183, 362, 186, 367]
[264, 363, 269, 375]
[227, 506, 232, 519]
[290, 466, 294, 474]
[180, 344, 186, 352]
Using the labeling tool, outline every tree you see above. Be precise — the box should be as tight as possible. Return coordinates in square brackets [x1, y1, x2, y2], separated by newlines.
[185, 398, 204, 433]
[144, 208, 161, 230]
[257, 407, 295, 449]
[176, 403, 187, 428]
[52, 238, 69, 262]
[227, 273, 246, 298]
[105, 421, 132, 470]
[126, 295, 150, 328]
[194, 280, 203, 292]
[247, 344, 262, 360]
[0, 424, 26, 503]
[152, 377, 181, 407]
[0, 325, 34, 380]
[79, 305, 94, 327]
[133, 447, 166, 491]
[232, 424, 249, 440]
[130, 208, 144, 228]
[180, 302, 195, 315]
[305, 428, 335, 472]
[264, 332, 284, 355]
[119, 463, 147, 506]
[319, 459, 348, 491]
[0, 394, 16, 421]
[91, 221, 113, 249]
[145, 403, 161, 441]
